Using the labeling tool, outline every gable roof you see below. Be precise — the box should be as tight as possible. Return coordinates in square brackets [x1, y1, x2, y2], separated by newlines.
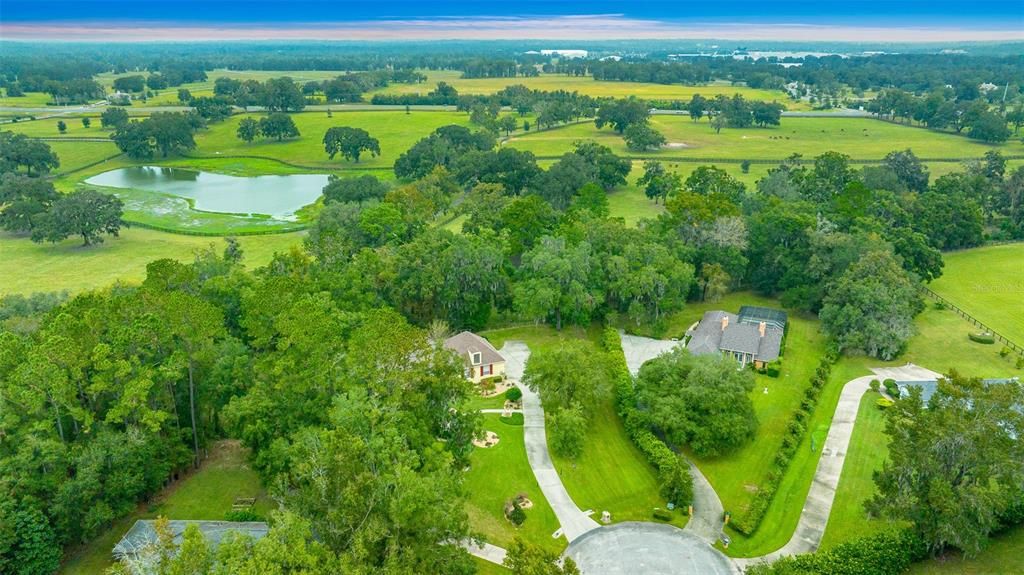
[443, 331, 505, 365]
[686, 308, 785, 362]
[113, 520, 268, 559]
[686, 311, 735, 356]
[720, 323, 762, 355]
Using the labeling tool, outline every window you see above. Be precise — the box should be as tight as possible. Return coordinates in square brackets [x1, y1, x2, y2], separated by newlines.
[471, 352, 482, 365]
[482, 364, 493, 376]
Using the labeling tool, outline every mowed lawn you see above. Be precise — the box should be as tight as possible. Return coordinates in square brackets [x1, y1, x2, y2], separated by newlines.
[190, 110, 472, 169]
[637, 292, 828, 556]
[370, 70, 802, 108]
[60, 440, 274, 575]
[47, 141, 122, 175]
[481, 325, 684, 528]
[507, 116, 1024, 160]
[769, 304, 1018, 556]
[0, 228, 301, 296]
[907, 525, 1024, 575]
[930, 243, 1024, 345]
[463, 413, 564, 554]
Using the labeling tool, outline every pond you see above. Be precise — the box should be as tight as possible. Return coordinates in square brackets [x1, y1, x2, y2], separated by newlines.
[86, 166, 330, 220]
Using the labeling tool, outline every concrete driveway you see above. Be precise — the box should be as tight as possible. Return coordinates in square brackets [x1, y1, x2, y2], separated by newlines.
[566, 522, 737, 575]
[498, 341, 600, 542]
[619, 332, 684, 376]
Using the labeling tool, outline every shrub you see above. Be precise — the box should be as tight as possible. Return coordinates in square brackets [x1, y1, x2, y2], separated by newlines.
[999, 347, 1011, 358]
[876, 397, 895, 410]
[765, 360, 781, 378]
[509, 504, 527, 526]
[932, 301, 945, 310]
[652, 508, 672, 521]
[225, 509, 263, 522]
[969, 332, 996, 344]
[869, 379, 881, 392]
[1016, 356, 1024, 370]
[505, 386, 523, 402]
[883, 379, 899, 397]
[745, 528, 926, 575]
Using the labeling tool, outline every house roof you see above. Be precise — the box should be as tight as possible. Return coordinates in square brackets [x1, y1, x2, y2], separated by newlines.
[443, 331, 505, 365]
[686, 311, 735, 356]
[686, 308, 785, 362]
[720, 323, 762, 355]
[113, 520, 268, 559]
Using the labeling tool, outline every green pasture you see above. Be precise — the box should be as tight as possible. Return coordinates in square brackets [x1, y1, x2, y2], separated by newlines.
[507, 116, 1024, 161]
[370, 70, 803, 108]
[930, 243, 1024, 345]
[190, 110, 471, 169]
[0, 228, 301, 296]
[0, 91, 54, 107]
[60, 441, 273, 575]
[463, 413, 564, 554]
[2, 115, 109, 138]
[48, 141, 123, 175]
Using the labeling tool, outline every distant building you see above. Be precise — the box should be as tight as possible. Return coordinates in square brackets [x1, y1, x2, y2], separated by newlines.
[113, 520, 268, 560]
[444, 331, 506, 383]
[539, 49, 588, 59]
[686, 306, 787, 369]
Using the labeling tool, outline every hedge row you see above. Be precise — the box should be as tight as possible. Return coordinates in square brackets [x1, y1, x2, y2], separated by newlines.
[602, 327, 694, 506]
[745, 527, 928, 575]
[731, 348, 840, 535]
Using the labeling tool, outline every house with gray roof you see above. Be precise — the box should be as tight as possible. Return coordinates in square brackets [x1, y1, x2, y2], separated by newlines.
[444, 331, 506, 383]
[113, 520, 268, 561]
[685, 306, 787, 368]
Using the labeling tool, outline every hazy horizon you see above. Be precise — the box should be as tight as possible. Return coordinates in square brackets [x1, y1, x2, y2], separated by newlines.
[1, 1, 1021, 43]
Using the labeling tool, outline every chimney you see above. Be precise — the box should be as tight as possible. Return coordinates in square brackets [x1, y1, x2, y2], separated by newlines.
[721, 315, 729, 331]
[758, 321, 766, 338]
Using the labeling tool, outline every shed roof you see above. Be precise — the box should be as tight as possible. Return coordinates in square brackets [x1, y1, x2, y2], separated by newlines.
[443, 331, 505, 365]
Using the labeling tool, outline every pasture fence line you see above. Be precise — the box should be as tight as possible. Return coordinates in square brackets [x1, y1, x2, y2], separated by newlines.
[531, 154, 1024, 164]
[921, 286, 1024, 358]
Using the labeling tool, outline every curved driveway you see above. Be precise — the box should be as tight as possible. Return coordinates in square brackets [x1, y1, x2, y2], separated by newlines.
[566, 522, 737, 575]
[499, 341, 600, 542]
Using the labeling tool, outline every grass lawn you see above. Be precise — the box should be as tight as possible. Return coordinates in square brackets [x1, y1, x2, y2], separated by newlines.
[551, 400, 688, 528]
[2, 115, 110, 138]
[635, 292, 829, 554]
[464, 414, 564, 554]
[47, 141, 123, 175]
[473, 557, 512, 574]
[818, 391, 897, 550]
[507, 116, 1024, 161]
[60, 440, 274, 575]
[930, 243, 1024, 346]
[907, 524, 1024, 575]
[481, 325, 686, 528]
[370, 70, 803, 108]
[0, 91, 55, 107]
[190, 110, 471, 170]
[729, 303, 1019, 556]
[0, 228, 301, 296]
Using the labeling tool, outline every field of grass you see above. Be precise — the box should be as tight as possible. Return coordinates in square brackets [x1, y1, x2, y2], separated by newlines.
[189, 110, 471, 170]
[0, 91, 59, 107]
[930, 243, 1024, 345]
[60, 440, 273, 575]
[463, 413, 564, 554]
[2, 115, 110, 138]
[473, 557, 512, 574]
[907, 525, 1024, 575]
[371, 70, 803, 108]
[508, 116, 1024, 161]
[47, 141, 123, 175]
[0, 228, 301, 296]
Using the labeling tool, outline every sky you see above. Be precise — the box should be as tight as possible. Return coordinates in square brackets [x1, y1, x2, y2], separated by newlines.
[1, 0, 1022, 42]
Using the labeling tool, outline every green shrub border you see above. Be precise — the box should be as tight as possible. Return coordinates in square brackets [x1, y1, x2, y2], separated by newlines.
[602, 327, 694, 507]
[730, 347, 840, 535]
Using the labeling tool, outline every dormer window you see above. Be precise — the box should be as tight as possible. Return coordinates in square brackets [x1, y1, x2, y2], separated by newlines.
[471, 351, 482, 365]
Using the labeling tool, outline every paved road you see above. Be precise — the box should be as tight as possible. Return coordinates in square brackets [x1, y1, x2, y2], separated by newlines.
[499, 341, 600, 543]
[566, 522, 737, 575]
[736, 363, 943, 569]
